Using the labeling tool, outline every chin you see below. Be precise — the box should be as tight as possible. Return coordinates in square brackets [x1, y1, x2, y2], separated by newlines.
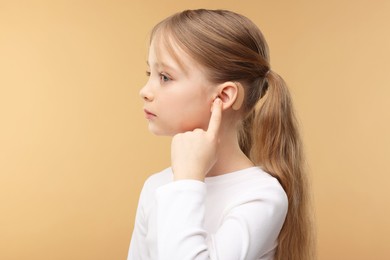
[147, 121, 206, 136]
[148, 124, 177, 136]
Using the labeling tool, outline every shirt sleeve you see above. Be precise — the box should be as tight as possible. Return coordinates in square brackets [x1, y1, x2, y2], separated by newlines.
[155, 179, 288, 260]
[127, 182, 149, 260]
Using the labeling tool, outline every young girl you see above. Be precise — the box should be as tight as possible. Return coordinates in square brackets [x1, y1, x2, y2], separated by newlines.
[128, 9, 314, 260]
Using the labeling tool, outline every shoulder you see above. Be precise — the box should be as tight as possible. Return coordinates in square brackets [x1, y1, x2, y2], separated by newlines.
[207, 167, 288, 214]
[247, 167, 287, 198]
[226, 168, 288, 228]
[207, 167, 285, 196]
[242, 167, 288, 209]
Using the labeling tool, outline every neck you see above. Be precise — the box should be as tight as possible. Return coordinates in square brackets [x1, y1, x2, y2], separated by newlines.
[206, 121, 254, 177]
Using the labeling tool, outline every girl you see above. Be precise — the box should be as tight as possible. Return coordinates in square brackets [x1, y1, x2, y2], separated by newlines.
[128, 9, 314, 260]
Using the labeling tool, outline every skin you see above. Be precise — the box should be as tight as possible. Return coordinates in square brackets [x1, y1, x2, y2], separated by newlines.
[140, 39, 213, 136]
[140, 38, 254, 181]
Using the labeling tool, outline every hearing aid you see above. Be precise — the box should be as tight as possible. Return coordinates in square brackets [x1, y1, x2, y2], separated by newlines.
[232, 82, 244, 111]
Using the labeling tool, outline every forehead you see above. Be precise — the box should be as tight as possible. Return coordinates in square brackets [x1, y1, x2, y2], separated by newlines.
[148, 32, 202, 75]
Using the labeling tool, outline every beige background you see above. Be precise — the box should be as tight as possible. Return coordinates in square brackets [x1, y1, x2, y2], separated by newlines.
[1, 0, 389, 259]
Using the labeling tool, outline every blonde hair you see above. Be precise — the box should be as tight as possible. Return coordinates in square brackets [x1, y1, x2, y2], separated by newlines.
[151, 9, 315, 260]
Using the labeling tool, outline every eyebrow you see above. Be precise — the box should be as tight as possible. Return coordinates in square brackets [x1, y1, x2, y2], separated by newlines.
[146, 61, 178, 72]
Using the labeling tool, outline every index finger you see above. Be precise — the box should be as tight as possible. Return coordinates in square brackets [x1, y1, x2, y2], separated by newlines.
[207, 98, 222, 137]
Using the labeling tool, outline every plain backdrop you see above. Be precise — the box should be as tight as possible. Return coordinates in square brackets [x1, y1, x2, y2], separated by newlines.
[1, 0, 389, 259]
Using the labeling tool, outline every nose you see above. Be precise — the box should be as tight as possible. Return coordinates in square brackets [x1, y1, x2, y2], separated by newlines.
[139, 83, 154, 102]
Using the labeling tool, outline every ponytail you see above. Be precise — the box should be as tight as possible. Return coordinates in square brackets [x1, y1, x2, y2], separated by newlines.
[240, 71, 315, 260]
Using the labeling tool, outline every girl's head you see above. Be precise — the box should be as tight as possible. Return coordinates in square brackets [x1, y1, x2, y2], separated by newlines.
[149, 9, 270, 115]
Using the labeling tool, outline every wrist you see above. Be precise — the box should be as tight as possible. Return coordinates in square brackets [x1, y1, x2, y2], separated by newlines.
[173, 169, 205, 182]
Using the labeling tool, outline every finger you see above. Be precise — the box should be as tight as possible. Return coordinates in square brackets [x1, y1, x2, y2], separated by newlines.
[207, 98, 222, 137]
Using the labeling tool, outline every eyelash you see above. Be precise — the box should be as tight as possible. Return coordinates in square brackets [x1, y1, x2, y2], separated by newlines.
[145, 71, 171, 83]
[160, 73, 170, 82]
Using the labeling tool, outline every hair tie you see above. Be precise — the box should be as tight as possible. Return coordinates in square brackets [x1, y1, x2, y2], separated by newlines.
[265, 69, 271, 78]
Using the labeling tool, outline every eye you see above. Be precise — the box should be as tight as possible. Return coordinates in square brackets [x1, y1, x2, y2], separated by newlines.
[146, 70, 151, 77]
[160, 73, 171, 82]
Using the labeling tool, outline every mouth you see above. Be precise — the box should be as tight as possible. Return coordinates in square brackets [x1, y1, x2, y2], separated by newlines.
[144, 109, 157, 119]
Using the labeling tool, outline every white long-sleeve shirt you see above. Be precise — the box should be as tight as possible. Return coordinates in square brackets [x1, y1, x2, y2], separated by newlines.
[128, 167, 288, 260]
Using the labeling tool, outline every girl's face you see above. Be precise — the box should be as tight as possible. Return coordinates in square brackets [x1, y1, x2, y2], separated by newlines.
[140, 38, 215, 136]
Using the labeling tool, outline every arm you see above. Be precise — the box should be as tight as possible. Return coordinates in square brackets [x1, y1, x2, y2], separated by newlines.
[127, 184, 149, 260]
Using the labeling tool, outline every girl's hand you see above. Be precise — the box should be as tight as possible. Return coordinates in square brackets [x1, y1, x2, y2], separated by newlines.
[171, 98, 222, 181]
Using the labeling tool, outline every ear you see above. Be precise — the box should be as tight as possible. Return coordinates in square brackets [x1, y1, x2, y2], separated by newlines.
[215, 81, 244, 111]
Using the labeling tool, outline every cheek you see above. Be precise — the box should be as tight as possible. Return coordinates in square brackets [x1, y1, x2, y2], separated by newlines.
[175, 100, 212, 131]
[160, 85, 213, 132]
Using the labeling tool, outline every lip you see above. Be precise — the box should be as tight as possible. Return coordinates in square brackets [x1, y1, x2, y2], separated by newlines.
[144, 109, 157, 119]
